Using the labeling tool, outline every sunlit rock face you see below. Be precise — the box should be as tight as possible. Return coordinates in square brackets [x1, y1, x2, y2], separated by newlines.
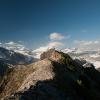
[40, 49, 62, 62]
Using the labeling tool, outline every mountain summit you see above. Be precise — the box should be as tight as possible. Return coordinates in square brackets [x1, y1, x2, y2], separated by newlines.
[0, 49, 100, 100]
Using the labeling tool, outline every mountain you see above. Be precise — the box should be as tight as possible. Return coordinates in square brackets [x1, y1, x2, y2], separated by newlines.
[0, 47, 35, 65]
[1, 42, 29, 54]
[0, 49, 100, 100]
[0, 42, 35, 57]
[1, 42, 100, 69]
[0, 60, 12, 80]
[32, 47, 100, 69]
[62, 48, 100, 69]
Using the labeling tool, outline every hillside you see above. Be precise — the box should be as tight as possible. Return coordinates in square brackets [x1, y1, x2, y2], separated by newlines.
[0, 49, 100, 100]
[62, 48, 100, 69]
[0, 47, 35, 65]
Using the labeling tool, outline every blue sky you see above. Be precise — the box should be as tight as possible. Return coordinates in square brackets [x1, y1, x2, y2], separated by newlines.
[0, 0, 100, 49]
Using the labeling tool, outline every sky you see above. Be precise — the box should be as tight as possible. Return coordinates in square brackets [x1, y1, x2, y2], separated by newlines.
[0, 0, 100, 50]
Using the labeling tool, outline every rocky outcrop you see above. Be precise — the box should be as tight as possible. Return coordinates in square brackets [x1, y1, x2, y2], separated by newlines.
[40, 48, 61, 61]
[83, 62, 95, 68]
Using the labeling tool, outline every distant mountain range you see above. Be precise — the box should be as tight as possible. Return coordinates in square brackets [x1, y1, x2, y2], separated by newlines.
[62, 48, 100, 69]
[0, 42, 100, 69]
[0, 47, 36, 65]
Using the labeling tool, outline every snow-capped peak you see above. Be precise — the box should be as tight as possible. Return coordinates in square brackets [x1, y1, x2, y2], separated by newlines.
[0, 42, 30, 56]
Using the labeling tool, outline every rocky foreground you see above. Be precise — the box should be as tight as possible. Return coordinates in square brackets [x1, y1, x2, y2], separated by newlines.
[0, 49, 100, 100]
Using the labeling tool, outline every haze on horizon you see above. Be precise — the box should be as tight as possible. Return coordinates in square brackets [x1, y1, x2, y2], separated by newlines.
[0, 0, 100, 51]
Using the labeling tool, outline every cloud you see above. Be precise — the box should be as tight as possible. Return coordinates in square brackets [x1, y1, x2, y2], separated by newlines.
[4, 41, 26, 50]
[33, 41, 64, 58]
[33, 32, 66, 58]
[5, 41, 15, 45]
[74, 40, 100, 50]
[49, 32, 64, 40]
[0, 43, 2, 47]
[33, 46, 48, 53]
[33, 41, 64, 53]
[74, 40, 99, 46]
[48, 42, 64, 48]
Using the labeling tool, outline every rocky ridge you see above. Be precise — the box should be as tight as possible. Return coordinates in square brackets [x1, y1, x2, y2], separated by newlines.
[0, 49, 100, 100]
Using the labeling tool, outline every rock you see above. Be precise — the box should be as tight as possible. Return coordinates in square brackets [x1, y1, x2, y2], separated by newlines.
[83, 62, 95, 68]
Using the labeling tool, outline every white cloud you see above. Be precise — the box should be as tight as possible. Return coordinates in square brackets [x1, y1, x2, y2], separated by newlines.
[74, 40, 100, 50]
[33, 42, 64, 53]
[33, 32, 67, 58]
[94, 41, 99, 44]
[4, 41, 25, 50]
[74, 40, 99, 46]
[48, 42, 64, 48]
[5, 41, 15, 45]
[49, 32, 64, 40]
[33, 41, 64, 58]
[33, 46, 49, 53]
[0, 43, 2, 47]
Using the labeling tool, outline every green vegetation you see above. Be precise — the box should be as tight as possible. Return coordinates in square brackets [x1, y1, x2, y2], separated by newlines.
[74, 77, 100, 100]
[59, 52, 76, 71]
[76, 79, 82, 86]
